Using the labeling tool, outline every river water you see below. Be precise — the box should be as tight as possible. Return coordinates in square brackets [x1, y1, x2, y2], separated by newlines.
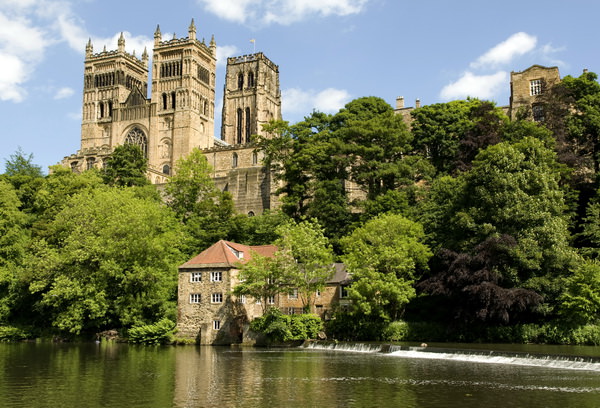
[1, 341, 599, 407]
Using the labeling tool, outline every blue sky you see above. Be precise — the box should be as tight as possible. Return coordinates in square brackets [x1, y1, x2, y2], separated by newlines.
[1, 0, 598, 172]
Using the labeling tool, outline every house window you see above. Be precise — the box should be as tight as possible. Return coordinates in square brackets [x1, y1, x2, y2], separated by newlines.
[530, 79, 543, 96]
[240, 294, 246, 304]
[210, 271, 222, 282]
[288, 288, 298, 300]
[190, 293, 201, 303]
[532, 104, 545, 122]
[212, 293, 223, 303]
[340, 286, 349, 298]
[232, 153, 238, 168]
[213, 320, 221, 330]
[316, 289, 321, 297]
[267, 295, 275, 305]
[255, 298, 261, 305]
[190, 272, 202, 282]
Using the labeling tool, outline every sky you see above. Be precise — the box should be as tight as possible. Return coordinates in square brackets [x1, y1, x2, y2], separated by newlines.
[1, 0, 599, 172]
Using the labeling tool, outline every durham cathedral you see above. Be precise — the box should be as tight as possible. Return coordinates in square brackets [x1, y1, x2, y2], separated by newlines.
[62, 20, 564, 216]
[62, 20, 282, 216]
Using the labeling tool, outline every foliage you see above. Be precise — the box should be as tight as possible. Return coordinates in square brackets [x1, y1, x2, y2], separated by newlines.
[382, 320, 410, 342]
[28, 188, 184, 334]
[249, 308, 322, 342]
[559, 257, 600, 325]
[274, 219, 335, 310]
[3, 147, 43, 178]
[0, 325, 31, 342]
[102, 144, 149, 187]
[127, 318, 176, 345]
[341, 214, 432, 322]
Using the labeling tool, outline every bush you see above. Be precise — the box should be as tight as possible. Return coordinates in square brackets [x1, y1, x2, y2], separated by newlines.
[250, 308, 323, 342]
[383, 321, 410, 341]
[127, 318, 175, 345]
[0, 326, 31, 342]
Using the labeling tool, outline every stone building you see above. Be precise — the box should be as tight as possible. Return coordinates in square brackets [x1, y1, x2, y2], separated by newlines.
[509, 65, 561, 121]
[177, 240, 277, 344]
[62, 20, 281, 215]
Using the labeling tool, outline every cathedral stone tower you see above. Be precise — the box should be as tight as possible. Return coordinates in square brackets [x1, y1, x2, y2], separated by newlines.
[220, 53, 281, 145]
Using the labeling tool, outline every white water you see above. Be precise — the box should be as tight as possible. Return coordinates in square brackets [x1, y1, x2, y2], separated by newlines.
[304, 342, 600, 372]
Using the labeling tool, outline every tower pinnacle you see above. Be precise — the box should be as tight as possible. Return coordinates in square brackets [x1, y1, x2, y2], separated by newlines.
[154, 25, 162, 45]
[188, 18, 196, 40]
[209, 34, 216, 54]
[118, 32, 125, 52]
[85, 38, 93, 57]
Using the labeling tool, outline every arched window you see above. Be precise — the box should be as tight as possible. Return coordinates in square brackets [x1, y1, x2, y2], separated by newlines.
[236, 108, 243, 144]
[237, 73, 244, 90]
[162, 164, 170, 175]
[248, 211, 255, 217]
[108, 101, 113, 117]
[162, 93, 168, 110]
[70, 161, 79, 173]
[171, 92, 176, 109]
[232, 153, 238, 168]
[245, 107, 251, 143]
[124, 127, 148, 158]
[99, 102, 104, 118]
[248, 71, 254, 88]
[252, 152, 258, 165]
[86, 157, 96, 170]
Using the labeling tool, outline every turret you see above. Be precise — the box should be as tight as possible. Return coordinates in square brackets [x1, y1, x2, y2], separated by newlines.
[188, 19, 196, 41]
[154, 25, 162, 46]
[85, 38, 93, 58]
[142, 47, 149, 65]
[118, 32, 125, 53]
[209, 34, 216, 55]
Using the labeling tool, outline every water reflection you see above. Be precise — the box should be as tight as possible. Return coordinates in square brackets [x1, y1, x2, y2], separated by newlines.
[0, 342, 598, 408]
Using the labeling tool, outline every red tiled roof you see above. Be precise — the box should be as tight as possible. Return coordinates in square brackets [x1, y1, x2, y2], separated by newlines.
[179, 240, 278, 269]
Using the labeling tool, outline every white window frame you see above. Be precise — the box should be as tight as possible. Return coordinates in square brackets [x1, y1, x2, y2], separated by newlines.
[211, 293, 223, 303]
[288, 288, 298, 300]
[190, 293, 201, 304]
[210, 271, 222, 282]
[213, 320, 221, 330]
[267, 295, 275, 305]
[240, 294, 246, 304]
[190, 272, 202, 283]
[530, 79, 543, 96]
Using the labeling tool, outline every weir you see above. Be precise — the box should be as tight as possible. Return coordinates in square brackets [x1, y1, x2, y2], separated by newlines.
[302, 341, 600, 372]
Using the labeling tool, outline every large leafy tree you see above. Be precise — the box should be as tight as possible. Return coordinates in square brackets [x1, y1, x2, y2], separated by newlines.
[341, 214, 432, 322]
[102, 143, 149, 187]
[274, 219, 335, 311]
[165, 148, 236, 254]
[3, 147, 43, 178]
[28, 188, 184, 334]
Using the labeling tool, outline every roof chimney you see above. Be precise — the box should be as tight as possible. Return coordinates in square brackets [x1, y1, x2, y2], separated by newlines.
[396, 96, 405, 109]
[415, 98, 421, 109]
[584, 68, 589, 74]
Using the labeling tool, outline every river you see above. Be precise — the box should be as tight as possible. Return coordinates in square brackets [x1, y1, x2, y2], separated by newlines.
[0, 341, 598, 407]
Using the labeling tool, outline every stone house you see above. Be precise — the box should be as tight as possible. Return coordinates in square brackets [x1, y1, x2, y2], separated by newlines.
[176, 240, 277, 344]
[177, 240, 352, 344]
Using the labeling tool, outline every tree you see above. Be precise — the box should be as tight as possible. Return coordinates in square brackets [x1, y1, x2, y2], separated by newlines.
[3, 147, 43, 178]
[102, 144, 149, 187]
[274, 220, 335, 311]
[165, 148, 236, 254]
[27, 188, 184, 334]
[559, 257, 600, 325]
[341, 214, 432, 321]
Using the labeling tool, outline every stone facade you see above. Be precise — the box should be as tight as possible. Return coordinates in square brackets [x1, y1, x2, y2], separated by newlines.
[62, 20, 281, 214]
[509, 65, 561, 121]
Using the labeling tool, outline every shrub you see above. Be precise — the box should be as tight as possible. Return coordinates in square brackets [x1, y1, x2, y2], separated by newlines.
[250, 308, 323, 342]
[0, 326, 31, 342]
[383, 321, 410, 341]
[127, 318, 175, 345]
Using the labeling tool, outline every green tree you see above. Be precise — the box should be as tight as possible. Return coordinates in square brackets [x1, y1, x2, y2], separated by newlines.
[165, 148, 236, 254]
[0, 180, 30, 323]
[28, 188, 184, 335]
[341, 214, 432, 321]
[3, 147, 43, 177]
[102, 144, 149, 187]
[559, 257, 600, 325]
[274, 220, 335, 311]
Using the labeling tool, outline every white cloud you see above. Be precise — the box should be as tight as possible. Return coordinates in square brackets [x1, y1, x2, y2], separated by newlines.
[196, 0, 368, 25]
[282, 87, 351, 117]
[216, 45, 240, 67]
[54, 87, 74, 99]
[471, 32, 537, 69]
[440, 71, 508, 101]
[0, 51, 28, 102]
